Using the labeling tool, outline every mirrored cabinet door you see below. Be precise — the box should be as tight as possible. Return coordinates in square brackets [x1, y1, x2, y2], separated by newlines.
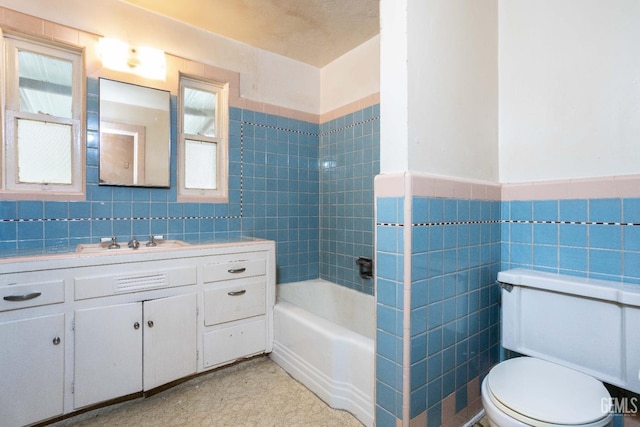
[99, 78, 171, 188]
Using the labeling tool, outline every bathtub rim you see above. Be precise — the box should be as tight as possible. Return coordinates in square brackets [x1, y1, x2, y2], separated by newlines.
[276, 278, 375, 339]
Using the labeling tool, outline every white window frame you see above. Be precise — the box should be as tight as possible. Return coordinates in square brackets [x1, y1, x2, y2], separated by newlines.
[1, 31, 85, 200]
[178, 75, 229, 203]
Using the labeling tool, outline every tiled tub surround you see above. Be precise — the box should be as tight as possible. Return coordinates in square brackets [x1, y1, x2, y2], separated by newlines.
[319, 106, 380, 295]
[0, 75, 381, 286]
[375, 173, 502, 427]
[236, 110, 321, 283]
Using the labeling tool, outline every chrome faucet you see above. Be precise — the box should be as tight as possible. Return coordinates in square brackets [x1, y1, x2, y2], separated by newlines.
[108, 237, 120, 249]
[128, 237, 140, 249]
[146, 235, 158, 247]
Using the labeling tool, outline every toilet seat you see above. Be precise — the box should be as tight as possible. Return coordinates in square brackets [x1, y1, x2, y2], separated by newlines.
[485, 357, 612, 427]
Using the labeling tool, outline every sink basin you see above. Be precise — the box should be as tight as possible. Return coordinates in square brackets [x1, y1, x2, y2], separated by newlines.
[76, 240, 190, 254]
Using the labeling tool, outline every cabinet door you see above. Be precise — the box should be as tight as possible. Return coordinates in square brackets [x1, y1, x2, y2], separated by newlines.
[143, 293, 197, 390]
[74, 302, 142, 408]
[0, 314, 64, 427]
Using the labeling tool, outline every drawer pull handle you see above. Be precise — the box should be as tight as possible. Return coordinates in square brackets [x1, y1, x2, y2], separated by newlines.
[228, 290, 246, 296]
[228, 267, 247, 274]
[3, 292, 42, 302]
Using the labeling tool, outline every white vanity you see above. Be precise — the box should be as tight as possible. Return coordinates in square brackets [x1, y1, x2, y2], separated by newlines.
[0, 238, 275, 427]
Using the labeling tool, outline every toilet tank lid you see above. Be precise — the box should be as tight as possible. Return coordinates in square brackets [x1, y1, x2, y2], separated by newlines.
[497, 268, 640, 307]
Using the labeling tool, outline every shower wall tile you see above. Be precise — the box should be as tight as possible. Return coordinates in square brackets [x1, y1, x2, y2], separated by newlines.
[319, 104, 380, 295]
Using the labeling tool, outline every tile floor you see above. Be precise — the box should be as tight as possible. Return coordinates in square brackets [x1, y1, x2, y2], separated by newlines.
[49, 357, 362, 426]
[47, 357, 639, 427]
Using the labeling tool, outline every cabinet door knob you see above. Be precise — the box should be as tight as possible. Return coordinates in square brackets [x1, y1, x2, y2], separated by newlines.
[147, 320, 154, 328]
[52, 336, 61, 345]
[134, 322, 140, 330]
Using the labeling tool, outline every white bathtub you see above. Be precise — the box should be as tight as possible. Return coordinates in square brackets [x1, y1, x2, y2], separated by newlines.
[270, 279, 374, 427]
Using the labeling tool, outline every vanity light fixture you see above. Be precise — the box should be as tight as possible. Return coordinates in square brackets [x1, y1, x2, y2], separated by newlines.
[98, 38, 166, 81]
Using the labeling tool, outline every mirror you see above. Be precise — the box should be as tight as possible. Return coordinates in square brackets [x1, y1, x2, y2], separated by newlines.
[99, 78, 170, 187]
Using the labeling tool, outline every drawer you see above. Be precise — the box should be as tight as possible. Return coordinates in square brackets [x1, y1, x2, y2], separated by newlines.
[203, 253, 266, 283]
[0, 280, 65, 312]
[203, 278, 265, 326]
[203, 319, 266, 368]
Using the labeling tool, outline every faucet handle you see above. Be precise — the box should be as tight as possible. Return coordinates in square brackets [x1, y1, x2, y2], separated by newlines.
[108, 237, 120, 249]
[146, 235, 157, 247]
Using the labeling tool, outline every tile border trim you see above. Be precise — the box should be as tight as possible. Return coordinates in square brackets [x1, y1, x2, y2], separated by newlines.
[375, 173, 640, 201]
[501, 174, 640, 200]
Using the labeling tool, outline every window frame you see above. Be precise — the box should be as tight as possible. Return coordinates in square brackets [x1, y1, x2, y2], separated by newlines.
[177, 75, 229, 203]
[1, 31, 85, 200]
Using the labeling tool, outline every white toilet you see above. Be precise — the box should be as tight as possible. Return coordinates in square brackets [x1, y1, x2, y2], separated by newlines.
[481, 268, 640, 427]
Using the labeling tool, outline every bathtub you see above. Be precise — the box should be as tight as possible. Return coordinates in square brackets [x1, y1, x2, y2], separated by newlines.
[270, 279, 374, 427]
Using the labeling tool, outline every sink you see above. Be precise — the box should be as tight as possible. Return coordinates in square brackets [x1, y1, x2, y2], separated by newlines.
[76, 240, 190, 254]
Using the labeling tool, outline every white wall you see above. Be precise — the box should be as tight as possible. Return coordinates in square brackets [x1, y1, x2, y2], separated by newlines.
[407, 0, 498, 182]
[320, 35, 380, 115]
[380, 0, 410, 173]
[380, 0, 499, 182]
[0, 0, 320, 114]
[499, 0, 640, 183]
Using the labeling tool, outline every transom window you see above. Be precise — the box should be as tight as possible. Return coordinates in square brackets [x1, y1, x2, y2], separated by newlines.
[178, 76, 229, 202]
[1, 32, 84, 199]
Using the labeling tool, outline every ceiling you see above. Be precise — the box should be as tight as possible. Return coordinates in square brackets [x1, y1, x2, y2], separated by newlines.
[121, 0, 380, 68]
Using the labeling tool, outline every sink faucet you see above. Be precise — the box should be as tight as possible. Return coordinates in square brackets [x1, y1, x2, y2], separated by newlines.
[128, 237, 140, 249]
[146, 235, 157, 247]
[108, 237, 120, 249]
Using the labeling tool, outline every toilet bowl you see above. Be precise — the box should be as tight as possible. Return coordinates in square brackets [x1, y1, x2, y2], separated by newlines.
[481, 357, 612, 427]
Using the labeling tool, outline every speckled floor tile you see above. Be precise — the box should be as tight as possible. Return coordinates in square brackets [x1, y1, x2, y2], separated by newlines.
[50, 357, 363, 427]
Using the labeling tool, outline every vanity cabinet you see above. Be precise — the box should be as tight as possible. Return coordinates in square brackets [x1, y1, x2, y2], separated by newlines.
[0, 274, 67, 427]
[74, 302, 141, 408]
[0, 238, 275, 426]
[74, 294, 197, 408]
[201, 252, 271, 368]
[0, 314, 65, 427]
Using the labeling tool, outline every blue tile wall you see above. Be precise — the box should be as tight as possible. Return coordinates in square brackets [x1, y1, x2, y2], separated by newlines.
[502, 198, 640, 284]
[0, 78, 383, 288]
[236, 109, 321, 283]
[0, 78, 323, 284]
[319, 105, 380, 295]
[375, 194, 502, 426]
[410, 196, 501, 423]
[376, 196, 405, 425]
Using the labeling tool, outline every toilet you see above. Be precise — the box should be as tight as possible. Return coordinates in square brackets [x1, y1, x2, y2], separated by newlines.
[481, 268, 640, 427]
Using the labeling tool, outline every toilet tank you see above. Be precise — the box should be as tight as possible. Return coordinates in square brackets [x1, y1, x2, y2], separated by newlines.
[498, 268, 640, 394]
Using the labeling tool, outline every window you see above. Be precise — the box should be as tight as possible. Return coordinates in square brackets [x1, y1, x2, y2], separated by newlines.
[1, 32, 84, 199]
[178, 76, 229, 202]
